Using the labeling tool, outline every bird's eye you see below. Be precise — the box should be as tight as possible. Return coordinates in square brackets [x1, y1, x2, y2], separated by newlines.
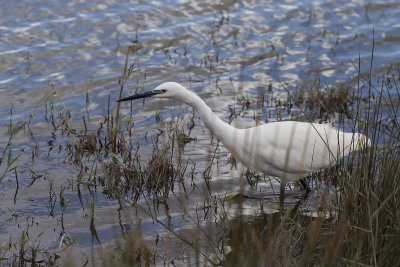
[160, 89, 167, 93]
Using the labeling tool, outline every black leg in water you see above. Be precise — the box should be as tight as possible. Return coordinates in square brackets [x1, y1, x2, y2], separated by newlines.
[299, 178, 311, 193]
[279, 181, 286, 209]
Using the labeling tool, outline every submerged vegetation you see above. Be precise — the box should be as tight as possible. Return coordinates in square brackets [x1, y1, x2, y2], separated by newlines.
[1, 44, 400, 266]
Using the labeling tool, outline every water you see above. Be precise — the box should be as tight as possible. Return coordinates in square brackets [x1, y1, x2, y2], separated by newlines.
[0, 0, 399, 263]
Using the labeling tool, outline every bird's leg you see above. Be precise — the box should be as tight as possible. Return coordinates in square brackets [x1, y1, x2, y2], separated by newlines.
[279, 181, 286, 209]
[299, 178, 311, 193]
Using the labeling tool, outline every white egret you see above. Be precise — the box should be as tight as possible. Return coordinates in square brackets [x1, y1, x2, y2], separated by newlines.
[118, 82, 370, 190]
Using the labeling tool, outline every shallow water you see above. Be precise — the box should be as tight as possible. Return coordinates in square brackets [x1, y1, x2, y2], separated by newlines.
[0, 0, 399, 263]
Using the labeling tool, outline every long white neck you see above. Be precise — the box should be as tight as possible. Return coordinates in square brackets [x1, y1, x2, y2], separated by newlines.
[178, 89, 238, 151]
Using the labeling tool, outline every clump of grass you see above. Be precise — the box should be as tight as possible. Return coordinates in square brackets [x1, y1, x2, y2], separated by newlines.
[293, 82, 357, 122]
[144, 147, 175, 198]
[0, 109, 25, 181]
[100, 144, 176, 204]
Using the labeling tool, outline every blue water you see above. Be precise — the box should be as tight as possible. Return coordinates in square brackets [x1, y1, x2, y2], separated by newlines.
[0, 0, 399, 263]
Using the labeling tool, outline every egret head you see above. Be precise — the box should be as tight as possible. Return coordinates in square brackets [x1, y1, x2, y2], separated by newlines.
[117, 82, 188, 102]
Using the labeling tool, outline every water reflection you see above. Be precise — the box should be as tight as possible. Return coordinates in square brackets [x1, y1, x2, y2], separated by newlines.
[0, 0, 399, 264]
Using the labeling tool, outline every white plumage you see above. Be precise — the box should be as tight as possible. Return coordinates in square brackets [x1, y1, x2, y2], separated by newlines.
[118, 82, 370, 183]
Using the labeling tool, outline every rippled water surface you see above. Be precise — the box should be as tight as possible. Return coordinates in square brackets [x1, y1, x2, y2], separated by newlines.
[1, 0, 400, 264]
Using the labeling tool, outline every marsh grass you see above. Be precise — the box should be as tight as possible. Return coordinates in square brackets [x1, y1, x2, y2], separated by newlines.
[293, 82, 358, 122]
[96, 56, 399, 266]
[0, 111, 25, 182]
[2, 48, 400, 266]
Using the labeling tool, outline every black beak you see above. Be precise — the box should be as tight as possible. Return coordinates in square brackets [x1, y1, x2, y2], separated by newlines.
[117, 89, 165, 102]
